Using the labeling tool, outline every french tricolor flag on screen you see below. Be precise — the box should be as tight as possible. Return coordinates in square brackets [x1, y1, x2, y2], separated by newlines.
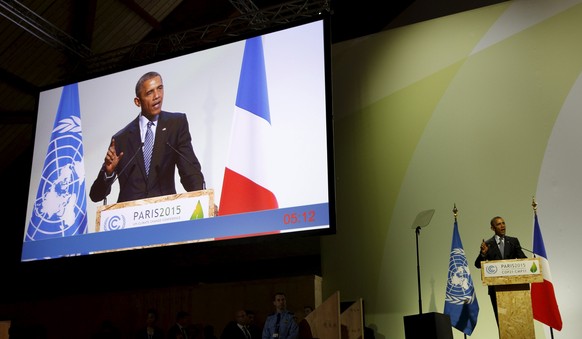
[219, 36, 278, 215]
[531, 213, 563, 331]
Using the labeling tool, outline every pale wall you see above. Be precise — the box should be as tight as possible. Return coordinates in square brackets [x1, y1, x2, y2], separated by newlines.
[323, 1, 582, 338]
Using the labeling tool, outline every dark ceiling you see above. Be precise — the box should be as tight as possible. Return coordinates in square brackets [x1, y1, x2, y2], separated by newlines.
[0, 0, 507, 176]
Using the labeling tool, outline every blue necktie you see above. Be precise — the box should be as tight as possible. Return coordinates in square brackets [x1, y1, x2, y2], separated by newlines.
[144, 121, 154, 176]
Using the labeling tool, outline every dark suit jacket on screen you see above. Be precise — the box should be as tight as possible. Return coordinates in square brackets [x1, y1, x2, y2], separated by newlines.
[89, 111, 204, 203]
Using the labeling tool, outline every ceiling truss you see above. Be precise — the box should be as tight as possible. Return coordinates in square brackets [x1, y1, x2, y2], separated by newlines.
[1, 0, 330, 83]
[0, 0, 92, 58]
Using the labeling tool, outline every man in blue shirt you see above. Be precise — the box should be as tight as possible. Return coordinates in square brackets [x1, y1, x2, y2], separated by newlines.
[262, 292, 298, 339]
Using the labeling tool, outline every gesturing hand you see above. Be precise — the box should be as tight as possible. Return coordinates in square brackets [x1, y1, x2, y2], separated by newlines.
[104, 138, 124, 175]
[480, 239, 489, 256]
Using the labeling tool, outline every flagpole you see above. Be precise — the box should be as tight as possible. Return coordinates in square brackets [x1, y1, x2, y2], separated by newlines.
[415, 223, 423, 314]
[451, 205, 468, 339]
[532, 197, 555, 339]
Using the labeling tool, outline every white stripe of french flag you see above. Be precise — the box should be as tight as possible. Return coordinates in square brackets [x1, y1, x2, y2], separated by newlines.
[219, 36, 279, 216]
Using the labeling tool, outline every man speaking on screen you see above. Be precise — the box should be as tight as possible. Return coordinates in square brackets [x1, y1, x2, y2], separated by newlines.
[89, 71, 205, 204]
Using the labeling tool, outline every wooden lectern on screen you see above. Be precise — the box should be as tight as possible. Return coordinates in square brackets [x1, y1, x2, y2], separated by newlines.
[96, 189, 215, 232]
[481, 257, 543, 339]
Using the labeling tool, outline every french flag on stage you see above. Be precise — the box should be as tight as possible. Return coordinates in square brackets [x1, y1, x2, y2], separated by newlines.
[219, 36, 278, 215]
[531, 212, 563, 331]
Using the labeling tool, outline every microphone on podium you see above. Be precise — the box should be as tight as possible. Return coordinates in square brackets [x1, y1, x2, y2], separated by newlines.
[166, 141, 206, 189]
[505, 236, 535, 256]
[515, 244, 535, 256]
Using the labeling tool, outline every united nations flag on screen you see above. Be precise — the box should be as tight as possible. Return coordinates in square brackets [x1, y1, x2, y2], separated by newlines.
[26, 83, 88, 241]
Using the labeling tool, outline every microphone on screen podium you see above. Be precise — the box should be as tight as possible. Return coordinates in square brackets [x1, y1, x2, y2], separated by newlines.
[166, 141, 206, 189]
[103, 142, 144, 205]
[166, 141, 218, 216]
[515, 244, 535, 256]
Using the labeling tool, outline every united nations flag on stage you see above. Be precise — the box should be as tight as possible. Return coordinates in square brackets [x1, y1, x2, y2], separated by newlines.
[26, 83, 88, 241]
[444, 219, 479, 335]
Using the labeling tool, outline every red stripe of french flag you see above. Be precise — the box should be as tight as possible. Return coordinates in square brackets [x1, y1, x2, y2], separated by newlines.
[219, 36, 278, 216]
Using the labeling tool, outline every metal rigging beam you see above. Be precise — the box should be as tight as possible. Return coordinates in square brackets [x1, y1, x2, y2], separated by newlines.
[228, 0, 260, 14]
[0, 0, 92, 58]
[228, 0, 269, 25]
[78, 0, 330, 78]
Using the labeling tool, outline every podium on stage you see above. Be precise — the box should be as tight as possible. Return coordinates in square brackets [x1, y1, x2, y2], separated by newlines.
[480, 258, 543, 339]
[96, 189, 215, 232]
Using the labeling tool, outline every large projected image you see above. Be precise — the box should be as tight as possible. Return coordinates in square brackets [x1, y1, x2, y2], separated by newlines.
[23, 18, 334, 261]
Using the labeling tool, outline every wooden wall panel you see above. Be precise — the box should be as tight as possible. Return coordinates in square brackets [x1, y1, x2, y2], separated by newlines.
[0, 275, 321, 339]
[302, 291, 341, 339]
[340, 298, 363, 339]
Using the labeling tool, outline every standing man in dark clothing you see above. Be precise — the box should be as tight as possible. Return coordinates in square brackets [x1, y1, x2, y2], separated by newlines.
[90, 71, 205, 204]
[475, 216, 527, 324]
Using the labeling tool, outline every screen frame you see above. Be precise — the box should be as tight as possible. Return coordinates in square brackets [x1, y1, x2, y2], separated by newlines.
[22, 14, 336, 263]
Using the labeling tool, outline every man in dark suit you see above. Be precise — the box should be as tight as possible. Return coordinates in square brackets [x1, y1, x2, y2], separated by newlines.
[220, 309, 253, 339]
[135, 308, 164, 339]
[166, 311, 191, 339]
[245, 310, 262, 339]
[474, 216, 527, 324]
[90, 71, 205, 204]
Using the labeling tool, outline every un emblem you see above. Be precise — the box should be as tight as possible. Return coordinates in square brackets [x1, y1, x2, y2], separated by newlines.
[26, 118, 87, 241]
[445, 248, 476, 304]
